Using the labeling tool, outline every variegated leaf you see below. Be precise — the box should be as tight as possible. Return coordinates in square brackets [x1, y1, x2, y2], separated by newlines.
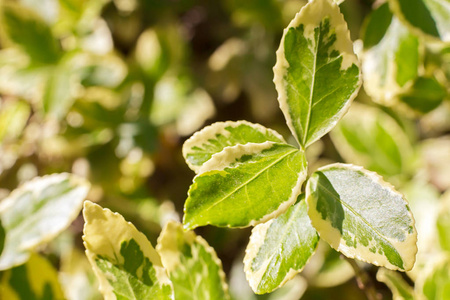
[0, 173, 90, 270]
[389, 0, 450, 42]
[0, 253, 65, 300]
[330, 103, 413, 178]
[244, 195, 319, 294]
[183, 142, 307, 230]
[416, 255, 450, 300]
[183, 120, 285, 173]
[273, 0, 360, 149]
[156, 221, 230, 300]
[362, 9, 420, 105]
[306, 164, 417, 271]
[376, 268, 414, 300]
[82, 201, 174, 300]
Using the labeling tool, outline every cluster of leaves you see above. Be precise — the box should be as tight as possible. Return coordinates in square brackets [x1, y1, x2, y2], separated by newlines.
[0, 0, 449, 299]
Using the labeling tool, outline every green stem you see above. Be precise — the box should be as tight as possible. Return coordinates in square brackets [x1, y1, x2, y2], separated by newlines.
[342, 256, 381, 300]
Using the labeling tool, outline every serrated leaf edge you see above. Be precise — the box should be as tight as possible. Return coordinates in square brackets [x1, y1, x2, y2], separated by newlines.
[183, 120, 286, 173]
[185, 142, 307, 229]
[306, 163, 417, 271]
[82, 201, 173, 300]
[273, 0, 361, 148]
[156, 220, 230, 299]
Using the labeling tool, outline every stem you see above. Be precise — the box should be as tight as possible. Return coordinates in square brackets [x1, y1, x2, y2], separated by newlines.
[342, 255, 381, 300]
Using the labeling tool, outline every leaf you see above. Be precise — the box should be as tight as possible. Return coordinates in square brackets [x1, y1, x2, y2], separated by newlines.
[362, 16, 420, 105]
[82, 201, 174, 300]
[0, 253, 65, 300]
[244, 195, 319, 294]
[1, 2, 61, 64]
[306, 163, 417, 271]
[183, 142, 307, 229]
[416, 256, 450, 300]
[42, 63, 74, 120]
[273, 0, 360, 149]
[376, 268, 414, 300]
[0, 100, 30, 142]
[361, 2, 393, 49]
[156, 221, 230, 300]
[398, 76, 447, 114]
[330, 103, 413, 178]
[183, 121, 285, 173]
[389, 0, 450, 42]
[0, 173, 90, 270]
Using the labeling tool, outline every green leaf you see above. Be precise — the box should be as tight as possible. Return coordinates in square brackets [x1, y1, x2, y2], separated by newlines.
[416, 256, 450, 300]
[398, 76, 447, 114]
[362, 16, 420, 105]
[376, 268, 415, 300]
[82, 201, 174, 300]
[361, 2, 393, 49]
[306, 164, 417, 271]
[437, 197, 450, 252]
[244, 195, 319, 294]
[389, 0, 450, 42]
[183, 142, 307, 229]
[156, 221, 230, 300]
[0, 100, 30, 143]
[273, 0, 361, 149]
[183, 121, 285, 173]
[0, 253, 65, 300]
[42, 64, 74, 120]
[330, 103, 413, 178]
[0, 173, 90, 270]
[1, 2, 61, 64]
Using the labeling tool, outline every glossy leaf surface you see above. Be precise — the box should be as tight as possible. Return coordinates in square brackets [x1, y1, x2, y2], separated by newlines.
[244, 196, 319, 294]
[82, 201, 174, 300]
[184, 142, 307, 229]
[0, 173, 89, 270]
[306, 164, 417, 271]
[273, 0, 360, 149]
[156, 221, 230, 300]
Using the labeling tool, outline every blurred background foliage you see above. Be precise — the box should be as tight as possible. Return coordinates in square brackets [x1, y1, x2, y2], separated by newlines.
[0, 0, 449, 299]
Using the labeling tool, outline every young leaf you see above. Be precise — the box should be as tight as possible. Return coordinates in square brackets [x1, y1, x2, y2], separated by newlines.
[183, 142, 307, 229]
[156, 221, 230, 300]
[0, 173, 90, 270]
[183, 120, 285, 173]
[362, 16, 419, 105]
[1, 2, 61, 64]
[0, 253, 65, 300]
[376, 268, 414, 300]
[82, 201, 174, 300]
[273, 0, 360, 149]
[244, 195, 319, 294]
[306, 164, 417, 271]
[389, 0, 450, 42]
